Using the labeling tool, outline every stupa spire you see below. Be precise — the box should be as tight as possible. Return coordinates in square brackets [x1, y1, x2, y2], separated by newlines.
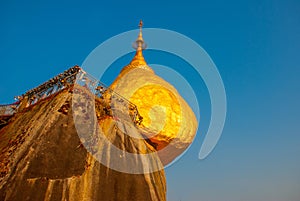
[116, 20, 154, 77]
[130, 20, 147, 66]
[136, 20, 145, 51]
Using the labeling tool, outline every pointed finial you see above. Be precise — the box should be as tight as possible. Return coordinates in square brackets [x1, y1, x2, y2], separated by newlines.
[129, 20, 147, 66]
[134, 20, 146, 51]
[117, 20, 153, 75]
[139, 20, 143, 29]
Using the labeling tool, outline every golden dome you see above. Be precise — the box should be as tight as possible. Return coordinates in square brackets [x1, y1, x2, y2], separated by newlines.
[108, 21, 198, 164]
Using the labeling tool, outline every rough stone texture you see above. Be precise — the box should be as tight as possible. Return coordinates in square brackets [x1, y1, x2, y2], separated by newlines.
[0, 87, 166, 201]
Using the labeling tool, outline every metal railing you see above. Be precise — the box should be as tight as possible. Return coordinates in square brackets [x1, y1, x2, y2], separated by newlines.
[23, 66, 81, 107]
[0, 66, 142, 125]
[0, 104, 17, 116]
[75, 69, 142, 124]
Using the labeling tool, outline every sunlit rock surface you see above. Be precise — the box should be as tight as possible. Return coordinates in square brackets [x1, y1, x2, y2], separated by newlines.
[0, 87, 166, 201]
[108, 23, 198, 165]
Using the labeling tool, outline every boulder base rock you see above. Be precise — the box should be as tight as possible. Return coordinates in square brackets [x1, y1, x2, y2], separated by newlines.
[0, 87, 166, 201]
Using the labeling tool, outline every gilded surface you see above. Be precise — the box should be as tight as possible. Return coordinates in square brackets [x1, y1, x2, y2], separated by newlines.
[108, 22, 198, 151]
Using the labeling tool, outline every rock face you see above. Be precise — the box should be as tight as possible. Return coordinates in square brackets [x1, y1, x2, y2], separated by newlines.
[0, 87, 166, 201]
[108, 25, 198, 165]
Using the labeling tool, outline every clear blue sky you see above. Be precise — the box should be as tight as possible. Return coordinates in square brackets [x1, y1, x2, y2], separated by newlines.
[1, 1, 299, 200]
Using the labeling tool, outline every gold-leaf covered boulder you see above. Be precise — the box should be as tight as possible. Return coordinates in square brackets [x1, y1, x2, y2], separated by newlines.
[108, 21, 198, 165]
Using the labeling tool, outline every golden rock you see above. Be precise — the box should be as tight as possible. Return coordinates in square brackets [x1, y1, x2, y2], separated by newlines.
[108, 21, 198, 163]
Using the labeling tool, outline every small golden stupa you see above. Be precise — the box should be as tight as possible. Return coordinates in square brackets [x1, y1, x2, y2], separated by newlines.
[109, 21, 198, 162]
